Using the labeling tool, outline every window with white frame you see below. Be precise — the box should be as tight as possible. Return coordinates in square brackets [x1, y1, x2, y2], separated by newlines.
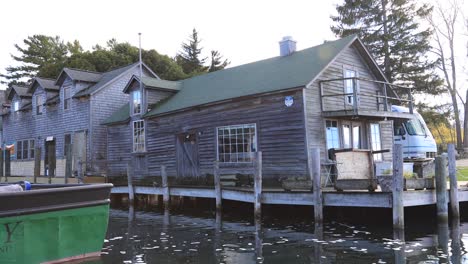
[16, 139, 35, 160]
[217, 124, 257, 163]
[132, 90, 142, 115]
[13, 101, 19, 112]
[133, 120, 145, 152]
[36, 94, 43, 115]
[370, 123, 382, 161]
[64, 86, 71, 110]
[344, 69, 358, 105]
[326, 120, 340, 150]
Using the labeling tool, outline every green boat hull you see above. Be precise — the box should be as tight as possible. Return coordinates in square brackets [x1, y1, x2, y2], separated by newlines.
[0, 184, 112, 264]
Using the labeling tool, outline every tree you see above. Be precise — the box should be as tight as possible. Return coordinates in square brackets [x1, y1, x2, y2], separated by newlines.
[0, 35, 69, 84]
[208, 50, 230, 72]
[175, 28, 208, 76]
[330, 0, 443, 95]
[427, 0, 465, 150]
[417, 103, 454, 151]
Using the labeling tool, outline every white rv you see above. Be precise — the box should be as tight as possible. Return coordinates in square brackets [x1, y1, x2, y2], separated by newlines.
[392, 105, 437, 159]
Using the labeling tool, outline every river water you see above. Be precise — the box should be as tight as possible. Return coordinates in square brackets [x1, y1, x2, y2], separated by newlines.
[86, 204, 468, 264]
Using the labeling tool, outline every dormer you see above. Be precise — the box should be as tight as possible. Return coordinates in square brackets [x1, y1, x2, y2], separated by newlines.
[55, 68, 103, 110]
[29, 77, 59, 115]
[6, 85, 32, 114]
[123, 75, 181, 117]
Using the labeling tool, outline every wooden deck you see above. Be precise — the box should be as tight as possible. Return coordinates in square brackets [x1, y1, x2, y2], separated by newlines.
[111, 185, 468, 208]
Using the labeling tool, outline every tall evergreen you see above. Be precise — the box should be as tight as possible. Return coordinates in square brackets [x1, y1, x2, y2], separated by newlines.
[208, 50, 230, 72]
[175, 28, 208, 76]
[330, 0, 442, 95]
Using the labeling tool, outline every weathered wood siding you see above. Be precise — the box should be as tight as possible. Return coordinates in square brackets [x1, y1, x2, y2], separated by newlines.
[138, 89, 307, 186]
[107, 124, 132, 176]
[304, 44, 394, 162]
[319, 44, 384, 112]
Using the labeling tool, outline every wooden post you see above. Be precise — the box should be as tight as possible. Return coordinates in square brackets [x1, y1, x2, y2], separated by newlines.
[450, 218, 461, 264]
[33, 147, 41, 183]
[77, 159, 84, 184]
[447, 144, 459, 219]
[5, 149, 10, 181]
[161, 165, 170, 210]
[213, 161, 222, 213]
[310, 148, 323, 224]
[0, 149, 3, 181]
[393, 228, 406, 263]
[65, 144, 72, 184]
[383, 83, 388, 111]
[435, 155, 448, 223]
[253, 151, 262, 220]
[352, 78, 358, 114]
[392, 144, 404, 230]
[313, 223, 323, 263]
[127, 161, 135, 206]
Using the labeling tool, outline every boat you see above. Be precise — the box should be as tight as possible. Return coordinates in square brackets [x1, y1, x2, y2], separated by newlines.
[0, 182, 113, 264]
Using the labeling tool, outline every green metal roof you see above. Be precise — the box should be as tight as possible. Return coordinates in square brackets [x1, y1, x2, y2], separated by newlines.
[141, 77, 181, 91]
[101, 103, 130, 125]
[144, 35, 357, 117]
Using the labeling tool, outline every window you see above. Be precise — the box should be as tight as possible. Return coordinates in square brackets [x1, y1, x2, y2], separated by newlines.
[405, 119, 426, 136]
[64, 86, 71, 110]
[326, 120, 340, 150]
[64, 134, 72, 154]
[36, 94, 43, 115]
[217, 124, 257, 163]
[370, 123, 382, 161]
[132, 90, 142, 115]
[15, 139, 34, 160]
[13, 101, 19, 112]
[344, 69, 357, 105]
[342, 124, 351, 148]
[133, 120, 145, 152]
[352, 124, 362, 149]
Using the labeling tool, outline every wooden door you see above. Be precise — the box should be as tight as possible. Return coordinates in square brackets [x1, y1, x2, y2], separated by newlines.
[176, 133, 199, 178]
[72, 132, 87, 174]
[44, 139, 56, 176]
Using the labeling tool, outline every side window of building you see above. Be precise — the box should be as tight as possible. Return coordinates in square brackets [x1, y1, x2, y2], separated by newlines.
[36, 94, 44, 115]
[370, 123, 382, 161]
[133, 120, 145, 152]
[344, 68, 358, 105]
[217, 124, 257, 163]
[13, 100, 20, 112]
[326, 120, 340, 150]
[64, 86, 71, 110]
[132, 90, 142, 115]
[16, 139, 35, 160]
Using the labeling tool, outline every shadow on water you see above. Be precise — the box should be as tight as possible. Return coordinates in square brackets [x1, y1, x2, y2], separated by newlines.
[87, 198, 468, 264]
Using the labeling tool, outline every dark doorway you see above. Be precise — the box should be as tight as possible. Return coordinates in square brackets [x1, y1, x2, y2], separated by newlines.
[44, 138, 56, 177]
[176, 132, 199, 178]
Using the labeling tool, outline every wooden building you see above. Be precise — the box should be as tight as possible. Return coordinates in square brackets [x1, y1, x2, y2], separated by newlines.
[2, 63, 157, 177]
[104, 35, 413, 187]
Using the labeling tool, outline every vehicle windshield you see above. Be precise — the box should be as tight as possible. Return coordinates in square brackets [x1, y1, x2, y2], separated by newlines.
[404, 119, 426, 136]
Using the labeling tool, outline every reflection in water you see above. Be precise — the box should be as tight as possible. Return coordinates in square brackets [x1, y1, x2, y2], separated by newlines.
[87, 208, 468, 264]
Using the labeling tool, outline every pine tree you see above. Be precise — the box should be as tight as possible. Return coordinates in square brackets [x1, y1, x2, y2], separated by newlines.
[208, 50, 230, 72]
[175, 28, 208, 76]
[0, 35, 69, 84]
[330, 0, 443, 95]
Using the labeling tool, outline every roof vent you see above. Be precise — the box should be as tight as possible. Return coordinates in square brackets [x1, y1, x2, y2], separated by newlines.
[279, 36, 297, 56]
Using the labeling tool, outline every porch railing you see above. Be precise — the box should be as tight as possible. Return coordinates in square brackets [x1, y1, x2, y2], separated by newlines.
[318, 77, 413, 115]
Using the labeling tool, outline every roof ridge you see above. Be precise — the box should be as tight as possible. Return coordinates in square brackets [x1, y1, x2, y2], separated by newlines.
[35, 77, 57, 81]
[64, 67, 103, 74]
[180, 35, 357, 84]
[103, 62, 139, 75]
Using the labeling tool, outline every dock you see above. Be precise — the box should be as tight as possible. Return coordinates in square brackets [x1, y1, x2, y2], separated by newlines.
[111, 144, 466, 230]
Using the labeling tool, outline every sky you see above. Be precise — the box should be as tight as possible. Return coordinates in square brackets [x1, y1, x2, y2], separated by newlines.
[0, 0, 466, 107]
[0, 0, 339, 90]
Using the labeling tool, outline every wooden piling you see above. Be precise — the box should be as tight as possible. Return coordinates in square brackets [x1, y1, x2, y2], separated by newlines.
[435, 155, 448, 223]
[77, 159, 83, 184]
[392, 144, 404, 230]
[447, 144, 459, 219]
[5, 149, 10, 181]
[127, 161, 135, 205]
[310, 148, 323, 224]
[65, 144, 72, 184]
[254, 151, 262, 220]
[33, 147, 41, 183]
[213, 161, 222, 213]
[161, 165, 170, 210]
[0, 148, 4, 181]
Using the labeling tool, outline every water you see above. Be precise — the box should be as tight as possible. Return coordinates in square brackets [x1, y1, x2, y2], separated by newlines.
[88, 205, 468, 264]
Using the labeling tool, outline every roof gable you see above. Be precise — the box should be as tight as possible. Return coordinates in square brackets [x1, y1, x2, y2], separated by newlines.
[55, 68, 103, 87]
[29, 77, 59, 94]
[144, 35, 357, 117]
[122, 75, 181, 93]
[7, 85, 32, 100]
